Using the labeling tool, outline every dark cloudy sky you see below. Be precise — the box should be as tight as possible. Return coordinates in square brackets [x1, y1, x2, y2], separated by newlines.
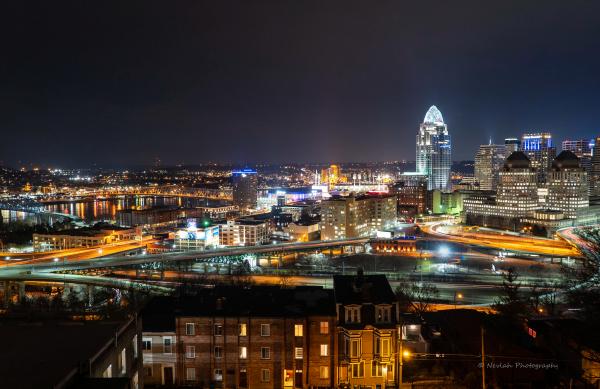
[2, 0, 600, 167]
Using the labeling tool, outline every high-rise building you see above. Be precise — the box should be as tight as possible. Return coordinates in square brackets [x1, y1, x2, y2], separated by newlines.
[519, 132, 556, 183]
[547, 151, 589, 219]
[416, 106, 451, 190]
[562, 138, 593, 173]
[591, 136, 600, 196]
[474, 143, 506, 191]
[464, 152, 539, 229]
[320, 194, 397, 240]
[504, 138, 520, 155]
[232, 169, 258, 211]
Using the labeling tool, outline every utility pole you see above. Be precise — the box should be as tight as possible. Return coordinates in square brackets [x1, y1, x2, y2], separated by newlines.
[481, 326, 486, 389]
[398, 316, 404, 388]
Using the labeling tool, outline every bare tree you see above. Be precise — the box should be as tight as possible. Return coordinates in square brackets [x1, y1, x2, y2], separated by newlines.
[395, 278, 439, 317]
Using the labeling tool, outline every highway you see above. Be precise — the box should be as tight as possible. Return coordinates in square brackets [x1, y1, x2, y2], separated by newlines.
[0, 238, 152, 265]
[422, 222, 581, 257]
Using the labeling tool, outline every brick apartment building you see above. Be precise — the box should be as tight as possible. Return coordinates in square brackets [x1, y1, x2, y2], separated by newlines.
[141, 274, 428, 389]
[174, 286, 336, 388]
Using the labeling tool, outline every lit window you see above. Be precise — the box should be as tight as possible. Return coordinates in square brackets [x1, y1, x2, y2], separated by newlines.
[320, 344, 328, 356]
[295, 347, 303, 359]
[320, 321, 329, 334]
[320, 366, 329, 379]
[214, 369, 223, 381]
[294, 324, 303, 337]
[239, 323, 247, 336]
[239, 346, 247, 359]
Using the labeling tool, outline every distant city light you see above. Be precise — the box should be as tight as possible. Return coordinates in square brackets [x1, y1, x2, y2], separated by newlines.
[438, 246, 451, 256]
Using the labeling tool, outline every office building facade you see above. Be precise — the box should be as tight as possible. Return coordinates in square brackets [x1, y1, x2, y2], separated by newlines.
[547, 151, 589, 219]
[504, 137, 521, 155]
[464, 151, 539, 229]
[393, 173, 428, 217]
[320, 194, 397, 240]
[520, 132, 556, 183]
[232, 169, 258, 211]
[416, 106, 451, 190]
[474, 143, 506, 191]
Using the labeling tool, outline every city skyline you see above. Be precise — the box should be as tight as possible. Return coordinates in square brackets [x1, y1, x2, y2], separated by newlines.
[3, 1, 600, 167]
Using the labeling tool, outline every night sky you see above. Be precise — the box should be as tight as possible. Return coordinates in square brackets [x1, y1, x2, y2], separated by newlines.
[2, 1, 600, 168]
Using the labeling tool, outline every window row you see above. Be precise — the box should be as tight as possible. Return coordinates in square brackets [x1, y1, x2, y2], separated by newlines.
[185, 368, 271, 383]
[184, 344, 329, 359]
[184, 322, 329, 336]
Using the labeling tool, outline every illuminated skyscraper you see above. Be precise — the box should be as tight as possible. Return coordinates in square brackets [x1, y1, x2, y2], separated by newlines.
[590, 137, 600, 196]
[504, 138, 520, 155]
[519, 132, 556, 183]
[416, 106, 451, 190]
[232, 169, 258, 211]
[474, 143, 506, 191]
[562, 138, 593, 173]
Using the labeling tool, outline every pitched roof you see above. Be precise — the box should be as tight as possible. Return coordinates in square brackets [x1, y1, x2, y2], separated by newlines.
[333, 274, 396, 305]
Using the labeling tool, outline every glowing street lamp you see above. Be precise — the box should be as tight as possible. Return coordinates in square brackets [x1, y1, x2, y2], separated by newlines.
[454, 291, 463, 309]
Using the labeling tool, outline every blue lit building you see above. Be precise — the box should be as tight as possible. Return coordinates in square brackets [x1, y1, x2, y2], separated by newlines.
[520, 132, 556, 183]
[416, 106, 452, 190]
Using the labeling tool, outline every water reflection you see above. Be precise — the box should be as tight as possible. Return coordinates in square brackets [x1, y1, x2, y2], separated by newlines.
[1, 195, 226, 225]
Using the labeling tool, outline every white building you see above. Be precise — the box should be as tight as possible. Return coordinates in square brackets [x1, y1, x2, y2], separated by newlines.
[173, 224, 219, 251]
[219, 219, 270, 246]
[416, 105, 452, 190]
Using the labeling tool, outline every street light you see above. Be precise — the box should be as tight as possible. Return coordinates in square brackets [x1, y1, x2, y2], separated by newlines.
[454, 291, 463, 309]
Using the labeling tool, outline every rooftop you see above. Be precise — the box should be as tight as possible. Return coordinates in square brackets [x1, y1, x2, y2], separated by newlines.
[333, 273, 396, 305]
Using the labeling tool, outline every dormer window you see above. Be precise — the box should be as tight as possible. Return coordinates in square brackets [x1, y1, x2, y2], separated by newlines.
[345, 306, 361, 323]
[376, 305, 391, 323]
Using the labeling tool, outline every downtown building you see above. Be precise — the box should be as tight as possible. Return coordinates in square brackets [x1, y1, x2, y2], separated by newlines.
[546, 151, 589, 219]
[219, 219, 270, 246]
[464, 151, 539, 230]
[392, 173, 428, 217]
[590, 136, 600, 197]
[232, 169, 258, 212]
[562, 138, 593, 173]
[474, 143, 506, 191]
[504, 137, 521, 154]
[520, 132, 556, 183]
[320, 193, 397, 240]
[416, 106, 451, 190]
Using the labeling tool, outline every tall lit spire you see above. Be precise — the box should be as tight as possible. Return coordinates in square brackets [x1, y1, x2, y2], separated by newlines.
[423, 105, 444, 124]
